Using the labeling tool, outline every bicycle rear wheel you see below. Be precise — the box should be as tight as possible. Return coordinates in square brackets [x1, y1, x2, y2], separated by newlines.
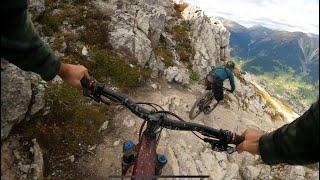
[189, 91, 212, 120]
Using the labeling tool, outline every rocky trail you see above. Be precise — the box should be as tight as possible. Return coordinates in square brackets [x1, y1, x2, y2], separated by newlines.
[76, 80, 318, 179]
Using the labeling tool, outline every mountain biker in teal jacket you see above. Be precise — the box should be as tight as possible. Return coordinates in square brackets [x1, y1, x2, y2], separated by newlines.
[0, 0, 88, 89]
[206, 61, 236, 111]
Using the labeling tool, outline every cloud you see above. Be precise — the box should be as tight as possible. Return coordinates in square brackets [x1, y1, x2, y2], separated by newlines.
[184, 0, 319, 34]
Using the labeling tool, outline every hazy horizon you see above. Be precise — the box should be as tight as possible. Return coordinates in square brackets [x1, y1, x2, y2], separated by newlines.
[184, 0, 319, 35]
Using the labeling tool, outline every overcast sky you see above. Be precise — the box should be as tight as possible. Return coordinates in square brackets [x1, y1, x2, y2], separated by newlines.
[184, 0, 319, 35]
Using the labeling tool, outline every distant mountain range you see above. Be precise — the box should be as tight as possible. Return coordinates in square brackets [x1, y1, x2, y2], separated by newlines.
[219, 18, 319, 83]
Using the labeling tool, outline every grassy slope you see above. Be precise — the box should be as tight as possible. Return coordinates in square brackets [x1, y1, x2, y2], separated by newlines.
[233, 57, 319, 110]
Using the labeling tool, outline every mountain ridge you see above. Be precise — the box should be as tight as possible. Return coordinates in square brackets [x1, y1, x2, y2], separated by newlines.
[219, 17, 319, 83]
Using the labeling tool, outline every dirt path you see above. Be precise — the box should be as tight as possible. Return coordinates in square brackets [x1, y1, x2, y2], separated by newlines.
[76, 81, 289, 179]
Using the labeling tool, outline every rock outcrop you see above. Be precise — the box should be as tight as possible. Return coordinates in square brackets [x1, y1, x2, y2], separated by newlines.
[164, 66, 190, 85]
[1, 136, 44, 180]
[94, 0, 231, 83]
[94, 0, 170, 66]
[1, 59, 45, 140]
[1, 61, 32, 140]
[182, 5, 230, 77]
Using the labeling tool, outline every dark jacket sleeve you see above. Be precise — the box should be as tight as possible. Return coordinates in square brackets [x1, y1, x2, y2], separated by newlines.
[259, 99, 319, 165]
[0, 8, 60, 81]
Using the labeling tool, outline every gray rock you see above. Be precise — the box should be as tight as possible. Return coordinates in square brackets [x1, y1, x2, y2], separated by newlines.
[134, 30, 153, 66]
[51, 76, 64, 85]
[256, 164, 271, 179]
[164, 66, 189, 85]
[150, 83, 158, 89]
[97, 0, 167, 67]
[241, 165, 261, 180]
[13, 150, 21, 160]
[60, 42, 67, 53]
[30, 84, 45, 116]
[113, 140, 120, 146]
[224, 163, 240, 180]
[19, 164, 31, 173]
[284, 166, 305, 180]
[123, 117, 135, 128]
[181, 5, 230, 77]
[168, 95, 180, 111]
[109, 12, 135, 56]
[1, 140, 15, 175]
[305, 170, 319, 180]
[148, 53, 165, 78]
[31, 139, 44, 180]
[82, 46, 89, 56]
[69, 155, 75, 163]
[1, 63, 32, 140]
[1, 136, 21, 179]
[28, 0, 45, 14]
[162, 32, 176, 47]
[99, 121, 109, 133]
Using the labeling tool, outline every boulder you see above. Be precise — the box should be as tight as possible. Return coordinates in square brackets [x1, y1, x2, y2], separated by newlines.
[148, 53, 165, 78]
[1, 137, 44, 180]
[99, 0, 168, 67]
[1, 63, 32, 140]
[164, 66, 189, 85]
[1, 61, 45, 140]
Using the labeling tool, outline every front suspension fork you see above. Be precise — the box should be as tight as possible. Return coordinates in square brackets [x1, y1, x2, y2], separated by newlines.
[121, 140, 167, 176]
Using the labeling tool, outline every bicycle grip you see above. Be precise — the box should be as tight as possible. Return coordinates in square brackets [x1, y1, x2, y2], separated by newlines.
[80, 75, 95, 90]
[80, 76, 90, 89]
[233, 134, 245, 145]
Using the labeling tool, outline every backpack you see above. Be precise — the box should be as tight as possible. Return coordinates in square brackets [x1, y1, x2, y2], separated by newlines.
[211, 65, 227, 77]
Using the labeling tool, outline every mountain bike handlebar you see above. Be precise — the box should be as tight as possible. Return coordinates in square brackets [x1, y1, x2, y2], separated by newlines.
[81, 76, 244, 152]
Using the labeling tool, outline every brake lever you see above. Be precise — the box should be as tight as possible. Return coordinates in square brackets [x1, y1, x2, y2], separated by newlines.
[203, 138, 236, 154]
[82, 88, 99, 102]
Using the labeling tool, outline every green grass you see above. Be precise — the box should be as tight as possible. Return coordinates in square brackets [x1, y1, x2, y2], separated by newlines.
[155, 46, 174, 67]
[232, 57, 318, 107]
[170, 21, 194, 63]
[255, 72, 318, 106]
[189, 70, 200, 81]
[36, 11, 64, 35]
[14, 83, 113, 178]
[77, 10, 111, 49]
[86, 48, 150, 91]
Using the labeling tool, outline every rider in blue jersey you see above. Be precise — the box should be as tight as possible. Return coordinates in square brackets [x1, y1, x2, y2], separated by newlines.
[205, 61, 236, 112]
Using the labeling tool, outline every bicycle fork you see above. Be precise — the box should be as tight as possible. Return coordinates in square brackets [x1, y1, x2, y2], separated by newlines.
[121, 140, 168, 177]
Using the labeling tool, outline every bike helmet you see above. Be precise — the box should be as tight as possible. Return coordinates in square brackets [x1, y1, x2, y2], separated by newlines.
[225, 61, 235, 70]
